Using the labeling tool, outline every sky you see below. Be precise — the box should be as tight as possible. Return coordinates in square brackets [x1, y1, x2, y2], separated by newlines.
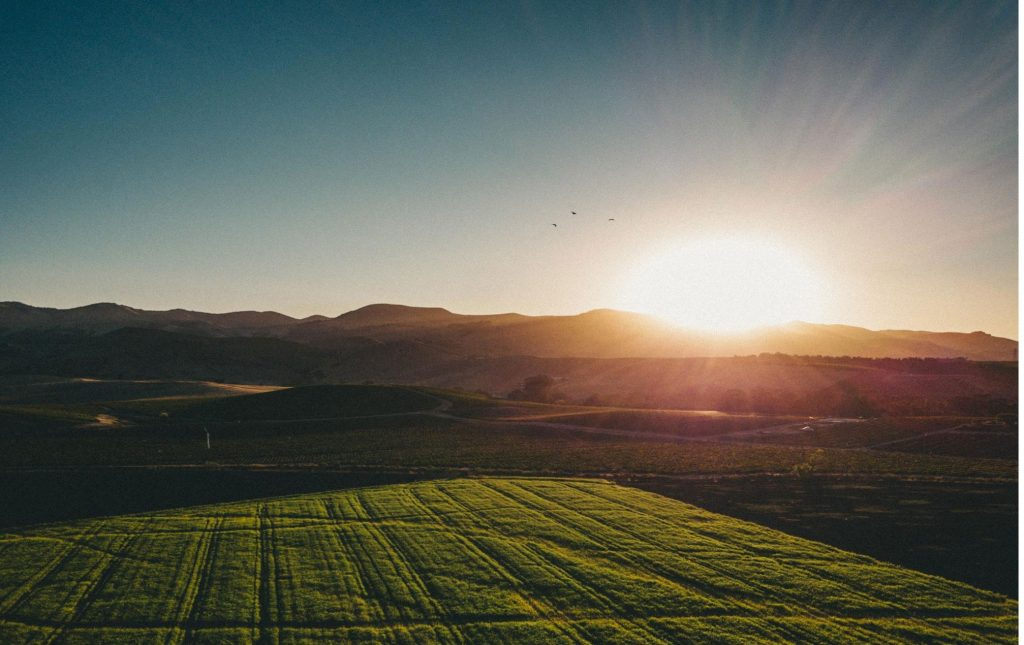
[1, 1, 1018, 337]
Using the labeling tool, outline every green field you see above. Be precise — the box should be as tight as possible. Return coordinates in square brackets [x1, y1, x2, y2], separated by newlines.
[1, 385, 1014, 479]
[180, 385, 442, 421]
[0, 413, 1013, 481]
[0, 478, 1015, 644]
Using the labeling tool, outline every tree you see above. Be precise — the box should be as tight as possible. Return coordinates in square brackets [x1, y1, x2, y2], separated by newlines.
[508, 374, 563, 403]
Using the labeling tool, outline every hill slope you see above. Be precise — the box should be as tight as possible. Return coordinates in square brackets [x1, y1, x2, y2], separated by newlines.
[181, 384, 440, 420]
[0, 302, 306, 337]
[0, 328, 1015, 415]
[0, 478, 1014, 643]
[2, 301, 1016, 360]
[0, 377, 280, 404]
[0, 328, 326, 384]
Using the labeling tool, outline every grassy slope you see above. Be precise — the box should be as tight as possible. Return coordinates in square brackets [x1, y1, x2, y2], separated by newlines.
[0, 384, 441, 430]
[179, 385, 440, 421]
[0, 415, 1015, 480]
[0, 478, 1015, 644]
[0, 378, 283, 405]
[0, 383, 1014, 480]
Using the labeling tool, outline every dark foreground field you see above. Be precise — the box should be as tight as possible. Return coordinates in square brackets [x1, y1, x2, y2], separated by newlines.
[625, 475, 1018, 598]
[0, 478, 1016, 644]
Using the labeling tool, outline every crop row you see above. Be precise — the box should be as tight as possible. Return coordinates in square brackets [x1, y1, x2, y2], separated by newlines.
[0, 478, 1016, 644]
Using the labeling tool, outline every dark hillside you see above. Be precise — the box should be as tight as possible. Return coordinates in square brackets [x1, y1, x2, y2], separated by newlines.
[3, 302, 1016, 360]
[181, 384, 438, 420]
[0, 328, 325, 384]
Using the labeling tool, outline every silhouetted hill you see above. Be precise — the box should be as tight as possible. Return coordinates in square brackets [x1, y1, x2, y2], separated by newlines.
[0, 302, 304, 337]
[282, 304, 527, 347]
[0, 327, 325, 384]
[335, 304, 462, 327]
[0, 301, 1016, 360]
[0, 325, 1015, 417]
[285, 308, 1016, 361]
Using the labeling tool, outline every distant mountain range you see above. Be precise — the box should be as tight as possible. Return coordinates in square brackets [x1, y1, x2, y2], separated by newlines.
[0, 301, 1016, 361]
[0, 302, 1016, 416]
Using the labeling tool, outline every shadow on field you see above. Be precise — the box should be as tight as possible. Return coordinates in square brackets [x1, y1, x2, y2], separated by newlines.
[620, 474, 1018, 599]
[0, 468, 439, 529]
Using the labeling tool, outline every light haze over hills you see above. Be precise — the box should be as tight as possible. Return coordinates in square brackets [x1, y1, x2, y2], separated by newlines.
[0, 301, 1014, 361]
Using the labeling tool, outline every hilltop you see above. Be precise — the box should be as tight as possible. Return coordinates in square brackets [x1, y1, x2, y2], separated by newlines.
[0, 302, 1016, 416]
[0, 301, 1016, 360]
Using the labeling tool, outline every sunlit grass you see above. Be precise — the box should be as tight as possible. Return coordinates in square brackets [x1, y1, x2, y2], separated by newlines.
[0, 479, 1015, 643]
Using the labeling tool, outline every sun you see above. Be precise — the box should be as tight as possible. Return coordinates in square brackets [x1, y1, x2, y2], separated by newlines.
[618, 237, 829, 333]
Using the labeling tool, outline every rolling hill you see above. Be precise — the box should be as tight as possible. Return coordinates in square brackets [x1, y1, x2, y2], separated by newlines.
[0, 302, 1015, 416]
[0, 328, 326, 384]
[1, 301, 1016, 360]
[180, 384, 440, 420]
[0, 302, 318, 337]
[0, 328, 1015, 416]
[0, 377, 280, 405]
[0, 478, 1015, 643]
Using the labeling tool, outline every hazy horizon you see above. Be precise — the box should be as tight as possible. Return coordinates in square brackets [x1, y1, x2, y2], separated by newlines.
[1, 297, 1018, 340]
[2, 2, 1017, 338]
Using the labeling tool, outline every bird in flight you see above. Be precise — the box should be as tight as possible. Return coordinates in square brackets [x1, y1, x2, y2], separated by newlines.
[552, 223, 558, 227]
[608, 218, 615, 221]
[571, 211, 577, 215]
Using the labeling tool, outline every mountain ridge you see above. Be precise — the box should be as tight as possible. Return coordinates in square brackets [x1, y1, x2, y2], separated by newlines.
[0, 301, 1015, 361]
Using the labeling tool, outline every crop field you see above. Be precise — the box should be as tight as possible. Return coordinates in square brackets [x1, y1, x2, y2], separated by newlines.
[2, 413, 1015, 481]
[0, 411, 1015, 481]
[627, 475, 1018, 597]
[487, 408, 804, 438]
[877, 430, 1017, 459]
[714, 418, 946, 448]
[0, 385, 1014, 473]
[0, 478, 1016, 644]
[720, 417, 1017, 455]
[179, 385, 442, 421]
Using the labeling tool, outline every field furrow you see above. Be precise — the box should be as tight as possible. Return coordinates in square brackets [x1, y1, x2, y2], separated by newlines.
[569, 481, 1011, 616]
[523, 480, 894, 616]
[405, 485, 595, 644]
[479, 479, 762, 610]
[549, 483, 890, 614]
[0, 478, 1013, 644]
[176, 517, 224, 644]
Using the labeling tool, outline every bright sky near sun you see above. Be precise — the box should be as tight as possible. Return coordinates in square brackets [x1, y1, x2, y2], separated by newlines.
[0, 1, 1017, 337]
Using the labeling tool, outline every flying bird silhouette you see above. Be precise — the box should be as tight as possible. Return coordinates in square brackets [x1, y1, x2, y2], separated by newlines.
[552, 223, 558, 227]
[608, 218, 615, 221]
[571, 211, 577, 215]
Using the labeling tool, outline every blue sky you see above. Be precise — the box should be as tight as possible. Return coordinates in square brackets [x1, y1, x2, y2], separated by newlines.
[1, 1, 1017, 336]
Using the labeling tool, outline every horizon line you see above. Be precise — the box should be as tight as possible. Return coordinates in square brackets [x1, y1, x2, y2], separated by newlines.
[0, 298, 1016, 341]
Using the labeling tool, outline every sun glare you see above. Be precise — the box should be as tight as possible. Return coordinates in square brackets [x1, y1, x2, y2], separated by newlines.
[619, 237, 829, 333]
